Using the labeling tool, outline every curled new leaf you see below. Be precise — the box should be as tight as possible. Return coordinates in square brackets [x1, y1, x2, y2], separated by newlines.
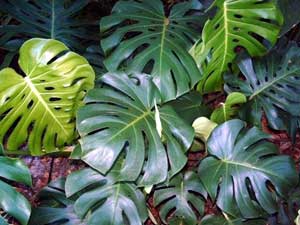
[196, 0, 283, 93]
[154, 171, 207, 225]
[0, 38, 95, 155]
[101, 0, 206, 101]
[77, 72, 194, 186]
[198, 120, 298, 218]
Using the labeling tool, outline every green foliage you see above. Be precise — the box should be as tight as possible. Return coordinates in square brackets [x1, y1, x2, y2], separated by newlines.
[210, 92, 246, 124]
[225, 43, 300, 138]
[0, 0, 98, 68]
[200, 214, 266, 225]
[77, 72, 194, 186]
[29, 178, 83, 225]
[196, 0, 283, 93]
[100, 0, 206, 101]
[0, 144, 31, 225]
[154, 171, 206, 225]
[167, 91, 211, 125]
[198, 120, 298, 218]
[65, 166, 148, 225]
[0, 38, 95, 155]
[277, 0, 300, 36]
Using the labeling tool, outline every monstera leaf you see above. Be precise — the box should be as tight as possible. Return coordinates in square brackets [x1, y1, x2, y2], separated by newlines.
[65, 166, 148, 225]
[0, 144, 31, 225]
[29, 178, 84, 225]
[100, 0, 206, 101]
[225, 43, 300, 137]
[154, 171, 206, 225]
[0, 0, 98, 68]
[198, 120, 298, 218]
[77, 72, 194, 186]
[167, 91, 211, 125]
[196, 0, 283, 93]
[210, 92, 246, 124]
[0, 38, 95, 155]
[201, 214, 266, 225]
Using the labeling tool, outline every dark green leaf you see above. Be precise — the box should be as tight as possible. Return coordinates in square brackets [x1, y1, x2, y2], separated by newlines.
[167, 91, 211, 125]
[0, 0, 98, 67]
[100, 0, 206, 101]
[277, 0, 300, 36]
[201, 214, 266, 225]
[65, 166, 148, 225]
[29, 178, 84, 225]
[154, 171, 206, 225]
[198, 119, 298, 218]
[0, 144, 31, 225]
[225, 43, 300, 138]
[77, 72, 194, 186]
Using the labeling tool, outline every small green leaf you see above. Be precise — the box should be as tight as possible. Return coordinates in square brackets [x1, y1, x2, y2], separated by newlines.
[211, 92, 246, 124]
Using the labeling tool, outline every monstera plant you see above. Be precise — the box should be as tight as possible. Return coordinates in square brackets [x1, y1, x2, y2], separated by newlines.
[0, 0, 300, 225]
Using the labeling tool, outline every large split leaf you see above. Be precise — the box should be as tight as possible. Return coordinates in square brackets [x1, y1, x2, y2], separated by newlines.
[198, 120, 298, 218]
[65, 166, 148, 225]
[0, 0, 98, 68]
[154, 171, 206, 225]
[0, 38, 95, 155]
[196, 0, 283, 93]
[100, 0, 206, 101]
[225, 43, 300, 137]
[29, 178, 84, 225]
[77, 72, 194, 186]
[201, 214, 266, 225]
[0, 144, 31, 225]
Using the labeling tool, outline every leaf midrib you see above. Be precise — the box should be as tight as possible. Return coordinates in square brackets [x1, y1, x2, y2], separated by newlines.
[249, 68, 300, 100]
[23, 76, 68, 136]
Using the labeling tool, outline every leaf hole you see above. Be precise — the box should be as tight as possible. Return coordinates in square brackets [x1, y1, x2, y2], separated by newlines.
[234, 14, 243, 19]
[47, 50, 69, 65]
[27, 100, 34, 109]
[49, 97, 62, 102]
[44, 87, 55, 91]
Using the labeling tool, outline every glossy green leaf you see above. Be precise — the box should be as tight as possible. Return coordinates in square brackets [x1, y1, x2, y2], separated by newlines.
[100, 0, 206, 101]
[198, 119, 298, 218]
[167, 91, 211, 125]
[29, 178, 84, 225]
[0, 38, 95, 155]
[196, 0, 283, 93]
[77, 72, 194, 186]
[210, 92, 246, 124]
[65, 166, 148, 225]
[0, 144, 31, 225]
[225, 43, 300, 137]
[0, 0, 98, 68]
[201, 214, 266, 225]
[154, 171, 206, 225]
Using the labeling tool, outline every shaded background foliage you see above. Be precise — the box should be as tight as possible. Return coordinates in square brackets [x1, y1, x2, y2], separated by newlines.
[1, 0, 300, 225]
